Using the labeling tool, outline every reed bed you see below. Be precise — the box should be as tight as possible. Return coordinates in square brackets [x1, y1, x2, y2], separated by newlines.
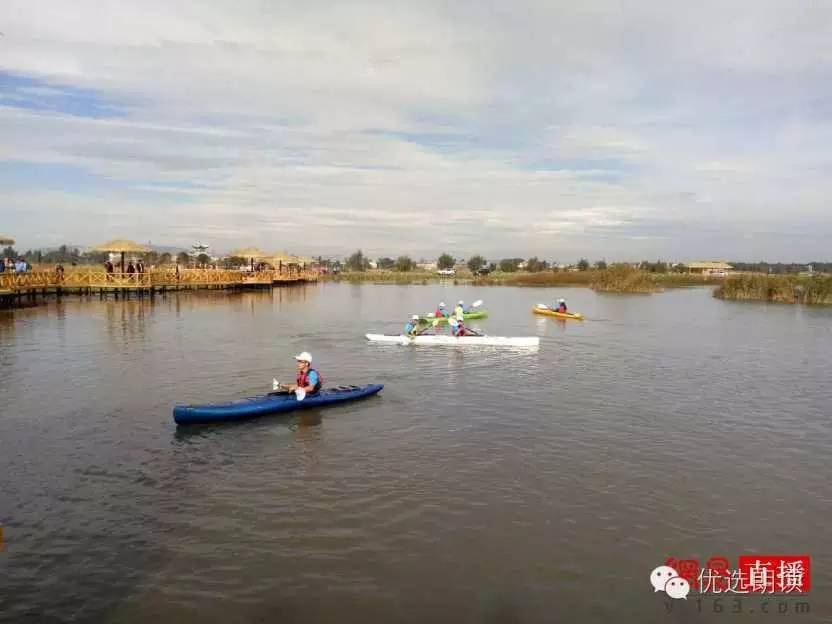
[715, 273, 832, 305]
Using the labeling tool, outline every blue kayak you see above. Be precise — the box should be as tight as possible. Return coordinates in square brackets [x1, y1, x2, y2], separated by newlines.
[173, 384, 384, 425]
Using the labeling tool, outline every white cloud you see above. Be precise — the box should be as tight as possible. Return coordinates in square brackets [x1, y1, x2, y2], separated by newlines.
[1, 0, 831, 260]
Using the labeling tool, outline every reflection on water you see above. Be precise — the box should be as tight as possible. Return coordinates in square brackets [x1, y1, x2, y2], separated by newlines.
[1, 283, 831, 623]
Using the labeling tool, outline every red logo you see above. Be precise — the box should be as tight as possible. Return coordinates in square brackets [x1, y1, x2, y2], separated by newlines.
[664, 555, 811, 594]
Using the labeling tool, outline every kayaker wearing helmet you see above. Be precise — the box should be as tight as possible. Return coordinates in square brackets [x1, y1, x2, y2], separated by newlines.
[405, 315, 428, 336]
[555, 298, 567, 313]
[454, 300, 465, 321]
[285, 352, 323, 395]
[452, 318, 478, 337]
[434, 302, 448, 318]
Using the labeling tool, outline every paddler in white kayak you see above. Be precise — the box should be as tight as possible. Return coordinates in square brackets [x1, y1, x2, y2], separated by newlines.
[405, 314, 430, 336]
[450, 317, 479, 337]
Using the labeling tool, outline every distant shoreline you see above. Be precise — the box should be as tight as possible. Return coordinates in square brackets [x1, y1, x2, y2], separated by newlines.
[322, 269, 719, 289]
[323, 269, 832, 306]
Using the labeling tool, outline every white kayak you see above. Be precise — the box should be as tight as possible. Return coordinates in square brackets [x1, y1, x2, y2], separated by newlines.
[365, 334, 540, 347]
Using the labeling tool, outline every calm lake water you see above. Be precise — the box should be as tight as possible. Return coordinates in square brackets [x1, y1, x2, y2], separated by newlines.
[1, 283, 830, 623]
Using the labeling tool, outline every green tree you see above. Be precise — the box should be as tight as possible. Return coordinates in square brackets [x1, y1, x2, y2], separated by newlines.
[467, 255, 486, 273]
[499, 258, 523, 272]
[347, 250, 368, 271]
[525, 257, 549, 272]
[224, 255, 247, 268]
[176, 252, 191, 266]
[377, 257, 395, 270]
[159, 252, 172, 265]
[395, 255, 415, 272]
[197, 253, 211, 266]
[640, 260, 668, 273]
[595, 259, 608, 270]
[437, 253, 455, 270]
[577, 258, 590, 271]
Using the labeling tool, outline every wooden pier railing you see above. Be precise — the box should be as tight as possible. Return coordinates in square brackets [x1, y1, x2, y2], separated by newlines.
[0, 267, 318, 300]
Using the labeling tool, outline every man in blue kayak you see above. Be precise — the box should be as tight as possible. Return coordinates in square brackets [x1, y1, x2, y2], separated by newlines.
[285, 352, 323, 395]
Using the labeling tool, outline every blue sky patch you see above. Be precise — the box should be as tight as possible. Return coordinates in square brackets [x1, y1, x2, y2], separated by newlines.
[0, 72, 125, 119]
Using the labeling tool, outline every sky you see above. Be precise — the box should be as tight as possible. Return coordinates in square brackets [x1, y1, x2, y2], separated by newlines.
[1, 1, 831, 261]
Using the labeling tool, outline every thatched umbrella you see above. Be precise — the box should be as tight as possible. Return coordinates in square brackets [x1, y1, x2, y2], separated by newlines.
[230, 247, 267, 270]
[0, 235, 15, 246]
[268, 251, 294, 272]
[92, 239, 152, 273]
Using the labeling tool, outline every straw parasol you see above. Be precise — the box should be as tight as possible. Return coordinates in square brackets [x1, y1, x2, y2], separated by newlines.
[229, 247, 267, 270]
[0, 235, 15, 246]
[266, 251, 292, 270]
[92, 239, 152, 272]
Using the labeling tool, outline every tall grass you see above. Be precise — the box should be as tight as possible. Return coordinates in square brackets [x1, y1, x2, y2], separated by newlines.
[323, 270, 438, 284]
[323, 268, 724, 291]
[589, 265, 660, 293]
[715, 274, 832, 304]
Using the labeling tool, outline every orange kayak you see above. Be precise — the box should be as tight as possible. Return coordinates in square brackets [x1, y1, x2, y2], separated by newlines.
[532, 306, 584, 320]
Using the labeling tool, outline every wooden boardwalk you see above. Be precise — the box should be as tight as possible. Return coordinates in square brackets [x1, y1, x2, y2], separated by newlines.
[0, 267, 318, 307]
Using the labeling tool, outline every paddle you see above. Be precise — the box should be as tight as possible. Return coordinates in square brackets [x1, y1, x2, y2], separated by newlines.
[472, 299, 483, 308]
[271, 378, 305, 400]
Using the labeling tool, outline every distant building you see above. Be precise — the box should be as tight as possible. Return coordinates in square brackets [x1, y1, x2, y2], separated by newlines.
[417, 262, 437, 271]
[686, 261, 734, 275]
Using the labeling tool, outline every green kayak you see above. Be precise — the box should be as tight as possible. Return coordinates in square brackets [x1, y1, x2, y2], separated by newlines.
[418, 310, 488, 324]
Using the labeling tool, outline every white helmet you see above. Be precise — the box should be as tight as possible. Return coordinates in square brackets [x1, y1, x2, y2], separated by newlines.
[439, 302, 445, 307]
[458, 300, 464, 305]
[559, 298, 565, 303]
[294, 351, 312, 363]
[412, 314, 420, 320]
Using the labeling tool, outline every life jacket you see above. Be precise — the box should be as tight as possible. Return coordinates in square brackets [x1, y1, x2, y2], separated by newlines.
[435, 308, 445, 317]
[297, 368, 323, 393]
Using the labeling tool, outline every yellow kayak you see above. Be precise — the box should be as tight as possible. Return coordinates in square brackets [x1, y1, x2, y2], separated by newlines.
[532, 306, 584, 320]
